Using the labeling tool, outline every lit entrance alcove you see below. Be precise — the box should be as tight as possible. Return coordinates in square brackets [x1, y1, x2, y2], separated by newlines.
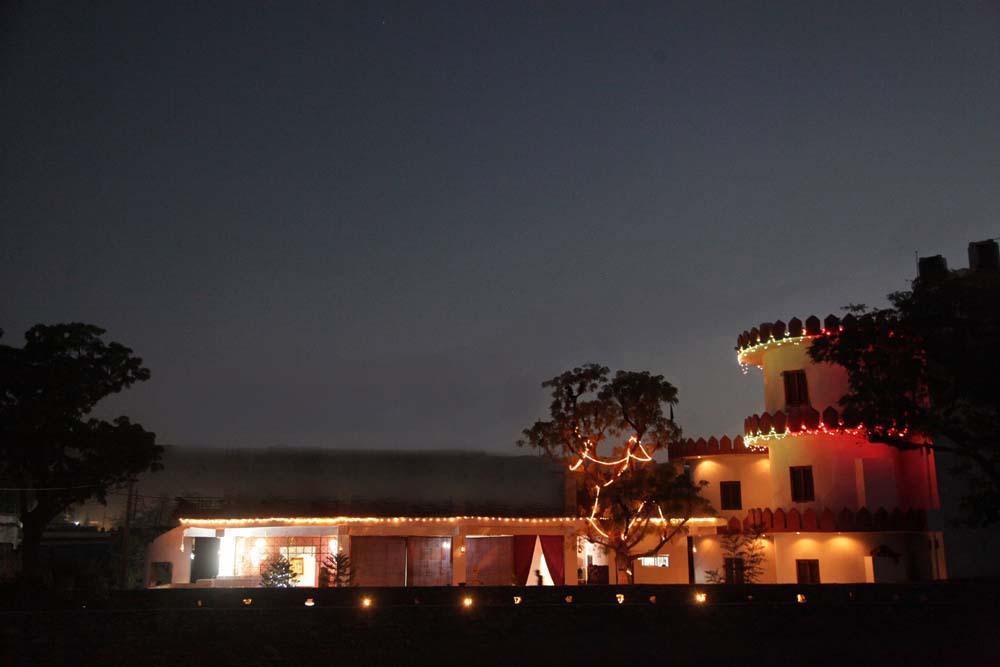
[462, 535, 565, 585]
[279, 545, 318, 587]
[581, 539, 610, 584]
[526, 536, 554, 586]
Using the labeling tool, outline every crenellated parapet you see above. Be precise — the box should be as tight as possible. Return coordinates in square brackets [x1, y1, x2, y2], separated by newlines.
[742, 406, 912, 445]
[744, 405, 862, 444]
[735, 314, 860, 368]
[668, 435, 767, 459]
[717, 506, 927, 534]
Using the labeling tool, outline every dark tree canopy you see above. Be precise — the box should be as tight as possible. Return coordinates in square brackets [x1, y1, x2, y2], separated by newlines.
[809, 268, 1000, 526]
[518, 364, 710, 582]
[0, 323, 162, 578]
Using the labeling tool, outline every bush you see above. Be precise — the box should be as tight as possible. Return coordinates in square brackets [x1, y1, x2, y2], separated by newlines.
[321, 552, 353, 587]
[260, 557, 299, 588]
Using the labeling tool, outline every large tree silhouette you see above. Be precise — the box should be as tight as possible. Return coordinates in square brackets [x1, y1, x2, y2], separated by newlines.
[809, 266, 1000, 525]
[0, 323, 162, 581]
[518, 364, 710, 583]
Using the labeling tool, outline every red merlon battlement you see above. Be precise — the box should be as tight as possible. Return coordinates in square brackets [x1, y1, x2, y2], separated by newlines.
[743, 405, 862, 439]
[668, 435, 765, 459]
[718, 506, 927, 534]
[735, 313, 861, 354]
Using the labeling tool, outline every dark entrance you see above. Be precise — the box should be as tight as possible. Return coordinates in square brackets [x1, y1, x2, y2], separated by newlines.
[190, 537, 220, 583]
[587, 564, 610, 585]
[795, 558, 821, 584]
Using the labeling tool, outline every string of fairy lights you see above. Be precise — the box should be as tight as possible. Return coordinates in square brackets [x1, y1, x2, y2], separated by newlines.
[565, 432, 678, 542]
[736, 333, 815, 373]
[176, 432, 723, 539]
[177, 515, 722, 528]
[744, 423, 911, 446]
[743, 423, 868, 446]
[735, 324, 915, 447]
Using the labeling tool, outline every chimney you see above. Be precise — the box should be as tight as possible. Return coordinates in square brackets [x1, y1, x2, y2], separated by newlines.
[968, 239, 999, 272]
[917, 255, 948, 281]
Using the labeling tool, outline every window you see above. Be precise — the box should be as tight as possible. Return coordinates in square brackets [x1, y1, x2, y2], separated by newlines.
[782, 370, 810, 407]
[720, 481, 742, 510]
[790, 466, 815, 502]
[796, 559, 820, 584]
[638, 555, 670, 568]
[724, 558, 745, 584]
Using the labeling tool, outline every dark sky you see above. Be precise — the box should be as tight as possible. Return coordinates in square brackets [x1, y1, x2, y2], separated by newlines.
[3, 2, 998, 451]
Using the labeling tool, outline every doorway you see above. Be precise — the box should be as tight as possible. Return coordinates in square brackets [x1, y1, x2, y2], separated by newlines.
[190, 537, 220, 583]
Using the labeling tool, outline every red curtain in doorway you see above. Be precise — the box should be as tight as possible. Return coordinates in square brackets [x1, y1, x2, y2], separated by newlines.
[539, 536, 565, 585]
[513, 535, 536, 585]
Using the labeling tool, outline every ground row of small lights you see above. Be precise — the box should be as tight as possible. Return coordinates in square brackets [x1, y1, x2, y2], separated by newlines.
[211, 591, 811, 609]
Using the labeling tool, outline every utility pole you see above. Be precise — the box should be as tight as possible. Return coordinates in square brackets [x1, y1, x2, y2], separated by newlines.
[119, 479, 136, 589]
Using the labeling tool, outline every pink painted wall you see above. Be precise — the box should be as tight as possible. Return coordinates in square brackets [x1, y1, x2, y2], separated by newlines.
[758, 340, 938, 512]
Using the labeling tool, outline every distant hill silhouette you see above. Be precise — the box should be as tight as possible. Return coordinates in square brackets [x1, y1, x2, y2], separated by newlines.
[70, 447, 570, 527]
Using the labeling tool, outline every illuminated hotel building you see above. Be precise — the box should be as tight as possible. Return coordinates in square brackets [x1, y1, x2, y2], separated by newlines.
[679, 315, 945, 584]
[146, 315, 947, 588]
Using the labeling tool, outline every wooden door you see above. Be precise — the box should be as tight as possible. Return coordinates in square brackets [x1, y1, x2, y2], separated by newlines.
[465, 536, 514, 586]
[351, 537, 406, 587]
[406, 537, 452, 586]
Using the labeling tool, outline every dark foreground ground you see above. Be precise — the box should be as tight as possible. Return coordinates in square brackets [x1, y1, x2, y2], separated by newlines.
[3, 584, 999, 667]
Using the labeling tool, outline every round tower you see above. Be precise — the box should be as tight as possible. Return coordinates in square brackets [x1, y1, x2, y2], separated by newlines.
[737, 316, 872, 515]
[736, 315, 939, 515]
[668, 315, 945, 584]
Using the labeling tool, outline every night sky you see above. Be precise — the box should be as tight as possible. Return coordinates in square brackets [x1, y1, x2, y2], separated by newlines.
[3, 2, 998, 451]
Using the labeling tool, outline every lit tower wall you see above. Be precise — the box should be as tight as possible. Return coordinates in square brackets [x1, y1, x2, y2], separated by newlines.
[665, 315, 949, 584]
[737, 316, 940, 514]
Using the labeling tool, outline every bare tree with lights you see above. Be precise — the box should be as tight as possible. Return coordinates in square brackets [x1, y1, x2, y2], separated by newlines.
[518, 364, 711, 584]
